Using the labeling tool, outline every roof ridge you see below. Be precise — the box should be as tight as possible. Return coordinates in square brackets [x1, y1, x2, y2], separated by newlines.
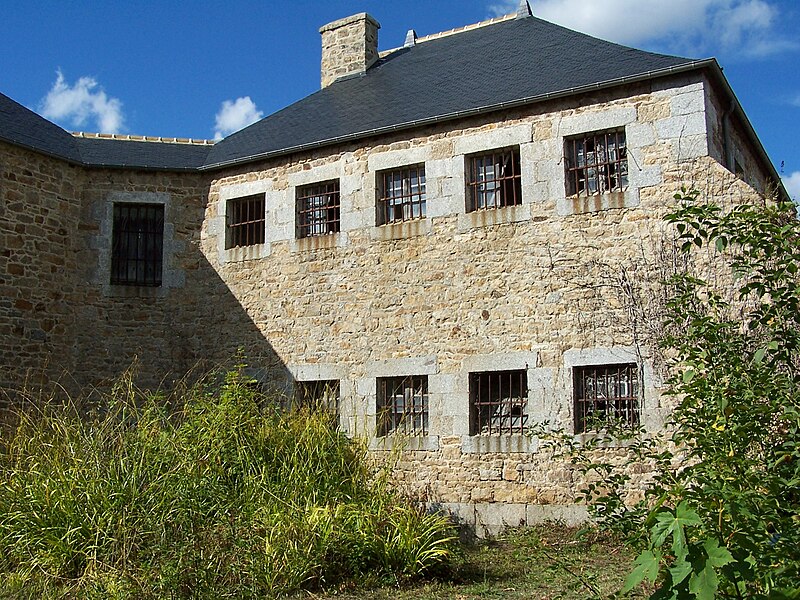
[379, 13, 516, 57]
[72, 131, 215, 146]
[417, 12, 515, 43]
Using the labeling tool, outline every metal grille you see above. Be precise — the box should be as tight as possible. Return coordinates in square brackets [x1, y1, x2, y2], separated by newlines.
[294, 379, 339, 414]
[377, 165, 426, 225]
[466, 148, 522, 211]
[226, 195, 265, 248]
[111, 203, 164, 286]
[470, 370, 528, 435]
[377, 375, 428, 436]
[573, 364, 639, 433]
[565, 130, 628, 196]
[297, 181, 340, 238]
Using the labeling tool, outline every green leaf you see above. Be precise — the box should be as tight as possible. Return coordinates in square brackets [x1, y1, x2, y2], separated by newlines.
[689, 563, 719, 600]
[651, 503, 701, 560]
[754, 348, 766, 364]
[703, 538, 733, 569]
[682, 368, 695, 384]
[622, 549, 661, 593]
[669, 557, 693, 585]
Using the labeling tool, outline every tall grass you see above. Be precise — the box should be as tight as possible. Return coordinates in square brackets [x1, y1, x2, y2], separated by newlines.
[0, 369, 454, 598]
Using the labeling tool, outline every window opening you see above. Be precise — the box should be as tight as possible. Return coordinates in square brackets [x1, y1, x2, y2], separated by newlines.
[226, 195, 265, 248]
[469, 369, 528, 435]
[294, 379, 339, 414]
[377, 165, 426, 224]
[564, 130, 628, 196]
[377, 375, 428, 436]
[297, 181, 341, 238]
[111, 203, 164, 286]
[573, 363, 639, 433]
[466, 147, 522, 211]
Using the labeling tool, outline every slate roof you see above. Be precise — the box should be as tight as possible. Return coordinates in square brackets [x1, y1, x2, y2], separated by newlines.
[204, 14, 702, 168]
[75, 137, 211, 171]
[0, 92, 82, 162]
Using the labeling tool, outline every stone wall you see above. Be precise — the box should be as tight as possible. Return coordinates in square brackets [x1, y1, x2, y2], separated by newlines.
[195, 72, 769, 530]
[0, 142, 83, 404]
[320, 13, 380, 88]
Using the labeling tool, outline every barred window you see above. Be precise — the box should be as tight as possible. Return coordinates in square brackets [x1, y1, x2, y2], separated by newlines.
[564, 130, 628, 196]
[466, 147, 522, 211]
[296, 181, 340, 238]
[573, 364, 639, 433]
[294, 379, 339, 414]
[470, 370, 528, 435]
[226, 195, 265, 249]
[377, 165, 426, 225]
[377, 375, 428, 436]
[111, 203, 164, 286]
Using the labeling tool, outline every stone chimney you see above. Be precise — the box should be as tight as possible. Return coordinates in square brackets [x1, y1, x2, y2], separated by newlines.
[319, 13, 381, 88]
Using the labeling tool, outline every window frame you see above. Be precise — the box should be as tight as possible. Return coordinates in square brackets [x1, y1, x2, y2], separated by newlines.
[296, 180, 341, 238]
[465, 147, 522, 212]
[573, 363, 639, 433]
[564, 129, 628, 197]
[225, 194, 266, 249]
[110, 202, 164, 287]
[469, 369, 528, 436]
[376, 375, 429, 436]
[376, 164, 426, 225]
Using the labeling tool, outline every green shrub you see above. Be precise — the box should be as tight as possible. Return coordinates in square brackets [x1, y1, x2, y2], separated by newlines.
[0, 368, 455, 598]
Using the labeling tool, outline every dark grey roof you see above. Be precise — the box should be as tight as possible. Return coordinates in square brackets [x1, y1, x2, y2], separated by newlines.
[0, 92, 210, 170]
[205, 15, 699, 168]
[0, 92, 81, 162]
[75, 137, 211, 170]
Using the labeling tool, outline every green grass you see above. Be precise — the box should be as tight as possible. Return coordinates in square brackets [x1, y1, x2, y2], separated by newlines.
[311, 526, 644, 600]
[0, 368, 455, 599]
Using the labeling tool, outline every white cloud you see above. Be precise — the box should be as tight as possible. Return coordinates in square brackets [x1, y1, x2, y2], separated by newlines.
[39, 70, 124, 133]
[783, 171, 800, 201]
[488, 1, 517, 17]
[490, 0, 795, 58]
[790, 94, 800, 108]
[213, 97, 263, 140]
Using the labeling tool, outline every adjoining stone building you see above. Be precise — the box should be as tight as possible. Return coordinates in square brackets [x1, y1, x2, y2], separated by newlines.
[0, 3, 785, 533]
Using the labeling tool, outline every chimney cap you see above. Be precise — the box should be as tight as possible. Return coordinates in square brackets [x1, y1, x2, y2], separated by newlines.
[319, 12, 380, 34]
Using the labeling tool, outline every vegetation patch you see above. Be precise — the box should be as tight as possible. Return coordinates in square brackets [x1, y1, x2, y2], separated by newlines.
[0, 369, 454, 599]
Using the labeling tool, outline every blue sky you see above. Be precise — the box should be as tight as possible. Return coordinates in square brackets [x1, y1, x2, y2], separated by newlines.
[1, 1, 798, 196]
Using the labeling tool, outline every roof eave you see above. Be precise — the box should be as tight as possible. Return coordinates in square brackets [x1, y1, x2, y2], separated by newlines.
[201, 59, 718, 171]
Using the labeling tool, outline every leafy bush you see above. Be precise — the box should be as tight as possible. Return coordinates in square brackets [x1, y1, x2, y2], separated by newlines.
[0, 368, 454, 598]
[545, 190, 800, 599]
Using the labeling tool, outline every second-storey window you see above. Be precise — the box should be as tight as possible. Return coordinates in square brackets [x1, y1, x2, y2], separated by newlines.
[564, 129, 628, 196]
[377, 375, 428, 436]
[226, 194, 265, 249]
[573, 363, 639, 433]
[296, 180, 340, 238]
[469, 370, 528, 435]
[111, 203, 164, 286]
[466, 147, 522, 211]
[377, 165, 426, 225]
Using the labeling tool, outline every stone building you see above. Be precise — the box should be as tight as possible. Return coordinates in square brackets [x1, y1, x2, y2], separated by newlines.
[0, 3, 785, 532]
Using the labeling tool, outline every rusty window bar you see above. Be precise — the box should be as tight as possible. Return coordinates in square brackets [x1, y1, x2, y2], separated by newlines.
[296, 180, 341, 238]
[377, 375, 428, 436]
[377, 165, 426, 225]
[111, 203, 164, 286]
[226, 195, 265, 249]
[469, 369, 528, 435]
[564, 130, 628, 197]
[466, 148, 522, 212]
[573, 363, 639, 433]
